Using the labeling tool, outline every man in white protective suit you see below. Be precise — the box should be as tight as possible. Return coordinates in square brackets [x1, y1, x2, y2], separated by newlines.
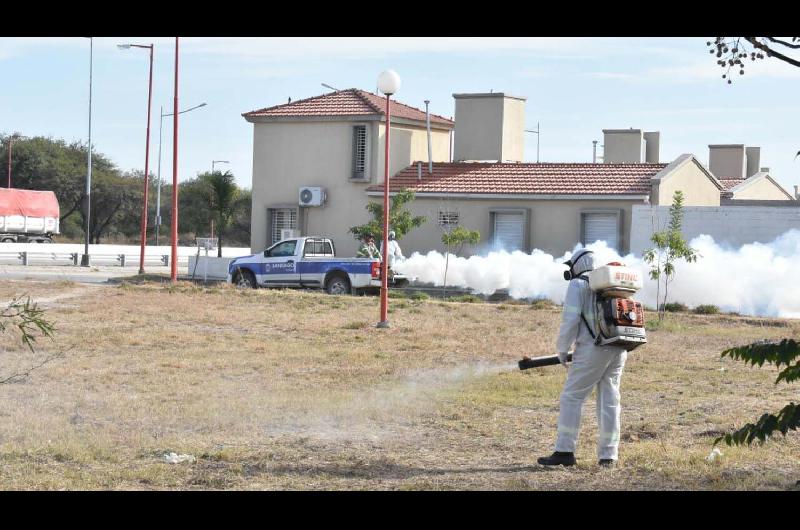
[380, 230, 404, 269]
[537, 248, 627, 468]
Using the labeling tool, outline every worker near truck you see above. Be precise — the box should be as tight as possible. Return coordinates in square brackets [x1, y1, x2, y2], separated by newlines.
[356, 234, 381, 260]
[537, 249, 627, 468]
[380, 230, 404, 268]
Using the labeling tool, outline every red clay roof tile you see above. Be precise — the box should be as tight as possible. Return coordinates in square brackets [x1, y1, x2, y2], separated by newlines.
[243, 88, 454, 126]
[366, 162, 667, 196]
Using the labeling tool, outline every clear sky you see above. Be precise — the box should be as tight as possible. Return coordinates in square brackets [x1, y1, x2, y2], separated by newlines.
[1, 37, 798, 193]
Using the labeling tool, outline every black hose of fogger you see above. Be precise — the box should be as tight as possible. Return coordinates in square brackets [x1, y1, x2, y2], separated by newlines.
[518, 353, 573, 370]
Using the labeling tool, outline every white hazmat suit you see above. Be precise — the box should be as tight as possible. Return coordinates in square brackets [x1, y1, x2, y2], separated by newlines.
[380, 232, 404, 268]
[553, 250, 627, 461]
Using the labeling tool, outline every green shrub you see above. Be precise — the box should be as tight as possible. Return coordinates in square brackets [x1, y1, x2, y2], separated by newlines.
[449, 294, 481, 303]
[693, 304, 720, 315]
[663, 302, 688, 312]
[529, 299, 555, 310]
[408, 291, 429, 301]
[388, 290, 407, 299]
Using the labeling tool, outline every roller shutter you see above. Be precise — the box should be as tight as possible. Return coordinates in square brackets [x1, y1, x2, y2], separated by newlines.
[493, 213, 524, 251]
[583, 212, 619, 251]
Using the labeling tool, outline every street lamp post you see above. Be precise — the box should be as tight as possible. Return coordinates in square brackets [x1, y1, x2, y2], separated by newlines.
[376, 70, 400, 329]
[155, 102, 206, 246]
[81, 37, 93, 267]
[171, 37, 179, 282]
[211, 160, 229, 174]
[118, 42, 154, 275]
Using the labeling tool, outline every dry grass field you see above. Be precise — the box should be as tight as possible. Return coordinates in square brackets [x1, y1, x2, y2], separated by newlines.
[0, 279, 798, 490]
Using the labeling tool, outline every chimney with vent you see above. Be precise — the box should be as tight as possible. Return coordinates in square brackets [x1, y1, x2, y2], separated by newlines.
[601, 129, 660, 163]
[452, 92, 526, 163]
[708, 144, 746, 178]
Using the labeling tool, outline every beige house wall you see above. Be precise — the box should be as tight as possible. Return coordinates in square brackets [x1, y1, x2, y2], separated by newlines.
[732, 177, 792, 200]
[377, 122, 451, 178]
[368, 196, 642, 258]
[652, 161, 721, 206]
[250, 119, 451, 256]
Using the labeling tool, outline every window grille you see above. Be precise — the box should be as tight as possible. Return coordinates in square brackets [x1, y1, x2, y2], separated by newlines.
[438, 211, 460, 227]
[271, 208, 297, 245]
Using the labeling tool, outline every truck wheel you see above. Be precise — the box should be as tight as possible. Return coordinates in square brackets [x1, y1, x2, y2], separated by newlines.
[233, 270, 257, 289]
[325, 274, 350, 295]
[1, 237, 14, 243]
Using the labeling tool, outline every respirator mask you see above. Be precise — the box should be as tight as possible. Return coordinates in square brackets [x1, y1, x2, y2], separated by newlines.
[563, 250, 594, 281]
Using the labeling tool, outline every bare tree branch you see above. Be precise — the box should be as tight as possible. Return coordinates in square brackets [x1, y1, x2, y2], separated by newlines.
[764, 37, 800, 50]
[746, 37, 800, 68]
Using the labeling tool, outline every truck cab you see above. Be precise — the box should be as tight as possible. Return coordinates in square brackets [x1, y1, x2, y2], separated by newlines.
[227, 237, 404, 295]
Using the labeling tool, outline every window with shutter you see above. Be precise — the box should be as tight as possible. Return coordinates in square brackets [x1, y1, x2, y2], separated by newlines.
[582, 212, 620, 251]
[352, 125, 367, 180]
[493, 213, 524, 251]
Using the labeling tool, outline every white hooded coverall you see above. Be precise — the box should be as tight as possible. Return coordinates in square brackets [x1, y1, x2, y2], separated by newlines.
[554, 251, 627, 460]
[380, 239, 404, 268]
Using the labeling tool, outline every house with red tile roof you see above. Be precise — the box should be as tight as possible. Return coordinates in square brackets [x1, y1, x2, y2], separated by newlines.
[243, 88, 454, 255]
[242, 89, 789, 259]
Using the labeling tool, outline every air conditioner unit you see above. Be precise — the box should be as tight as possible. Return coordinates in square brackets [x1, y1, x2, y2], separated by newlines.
[299, 186, 326, 207]
[280, 229, 299, 241]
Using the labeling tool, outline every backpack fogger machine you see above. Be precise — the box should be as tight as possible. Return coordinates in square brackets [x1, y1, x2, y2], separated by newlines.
[587, 262, 647, 350]
[519, 260, 646, 371]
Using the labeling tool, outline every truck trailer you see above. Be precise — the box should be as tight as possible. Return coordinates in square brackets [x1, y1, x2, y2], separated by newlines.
[0, 188, 60, 243]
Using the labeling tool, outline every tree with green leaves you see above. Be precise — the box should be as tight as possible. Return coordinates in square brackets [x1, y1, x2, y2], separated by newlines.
[440, 224, 480, 297]
[715, 339, 800, 447]
[198, 170, 240, 257]
[349, 188, 426, 242]
[643, 190, 699, 320]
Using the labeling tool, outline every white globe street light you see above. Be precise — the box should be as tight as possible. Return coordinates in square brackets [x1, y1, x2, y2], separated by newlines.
[376, 70, 401, 329]
[377, 70, 401, 96]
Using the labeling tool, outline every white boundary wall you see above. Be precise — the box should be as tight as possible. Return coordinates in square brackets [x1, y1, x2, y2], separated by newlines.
[630, 204, 800, 255]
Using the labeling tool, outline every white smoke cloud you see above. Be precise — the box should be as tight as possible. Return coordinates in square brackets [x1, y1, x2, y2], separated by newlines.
[395, 229, 800, 318]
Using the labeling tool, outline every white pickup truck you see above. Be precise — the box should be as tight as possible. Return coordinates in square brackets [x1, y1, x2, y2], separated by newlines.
[226, 236, 407, 295]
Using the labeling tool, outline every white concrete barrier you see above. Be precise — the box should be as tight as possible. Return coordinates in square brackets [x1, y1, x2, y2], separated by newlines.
[631, 204, 800, 255]
[187, 256, 234, 281]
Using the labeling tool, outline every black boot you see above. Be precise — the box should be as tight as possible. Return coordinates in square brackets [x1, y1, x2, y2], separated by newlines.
[537, 451, 576, 467]
[598, 459, 616, 468]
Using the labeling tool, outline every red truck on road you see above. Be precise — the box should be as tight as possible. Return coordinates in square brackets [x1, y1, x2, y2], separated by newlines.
[0, 188, 60, 243]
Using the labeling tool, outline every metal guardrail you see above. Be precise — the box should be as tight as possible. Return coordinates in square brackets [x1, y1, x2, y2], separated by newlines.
[0, 251, 184, 267]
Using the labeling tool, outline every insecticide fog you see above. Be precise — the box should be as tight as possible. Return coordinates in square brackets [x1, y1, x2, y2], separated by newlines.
[395, 229, 800, 318]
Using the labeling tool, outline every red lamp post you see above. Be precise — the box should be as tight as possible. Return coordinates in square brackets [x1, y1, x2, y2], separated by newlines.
[376, 70, 401, 329]
[171, 37, 180, 282]
[118, 43, 154, 275]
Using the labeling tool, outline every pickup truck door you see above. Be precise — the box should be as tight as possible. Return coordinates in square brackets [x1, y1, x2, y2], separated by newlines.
[258, 239, 301, 286]
[298, 238, 335, 287]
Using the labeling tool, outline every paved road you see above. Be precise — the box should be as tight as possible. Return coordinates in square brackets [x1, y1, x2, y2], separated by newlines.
[0, 264, 183, 284]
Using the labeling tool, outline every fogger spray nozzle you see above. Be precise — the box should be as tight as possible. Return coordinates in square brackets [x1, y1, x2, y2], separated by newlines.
[518, 353, 573, 370]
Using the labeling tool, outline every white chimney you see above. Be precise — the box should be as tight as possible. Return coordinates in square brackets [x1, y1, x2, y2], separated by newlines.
[709, 144, 746, 178]
[452, 92, 526, 162]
